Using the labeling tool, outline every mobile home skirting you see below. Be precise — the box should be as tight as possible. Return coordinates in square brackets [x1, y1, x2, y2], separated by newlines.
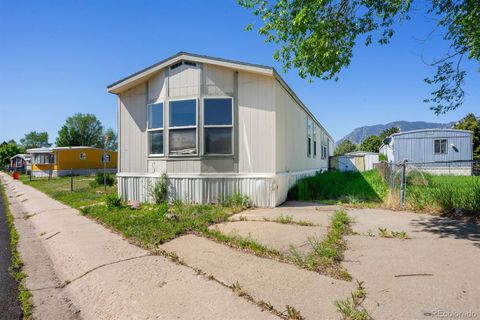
[31, 168, 117, 178]
[117, 169, 321, 208]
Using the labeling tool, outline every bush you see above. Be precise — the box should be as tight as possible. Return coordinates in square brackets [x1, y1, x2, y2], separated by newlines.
[220, 193, 251, 208]
[150, 173, 168, 204]
[105, 193, 123, 209]
[90, 172, 116, 188]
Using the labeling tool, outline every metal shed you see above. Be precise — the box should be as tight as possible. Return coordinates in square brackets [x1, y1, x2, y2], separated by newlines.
[330, 151, 379, 172]
[380, 129, 473, 175]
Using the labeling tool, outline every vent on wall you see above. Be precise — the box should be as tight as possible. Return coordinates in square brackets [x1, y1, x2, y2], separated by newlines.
[170, 61, 197, 70]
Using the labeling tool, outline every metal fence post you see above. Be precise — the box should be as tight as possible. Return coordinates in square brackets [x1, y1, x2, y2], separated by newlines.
[400, 160, 407, 208]
[70, 168, 73, 192]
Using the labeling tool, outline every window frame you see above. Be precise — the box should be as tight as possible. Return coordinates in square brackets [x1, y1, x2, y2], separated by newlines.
[168, 98, 198, 157]
[147, 101, 165, 157]
[79, 152, 87, 160]
[434, 139, 448, 155]
[33, 153, 55, 165]
[202, 96, 234, 156]
[307, 118, 313, 158]
[313, 125, 317, 158]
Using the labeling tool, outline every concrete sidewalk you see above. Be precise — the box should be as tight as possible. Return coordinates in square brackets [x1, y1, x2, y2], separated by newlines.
[0, 173, 278, 320]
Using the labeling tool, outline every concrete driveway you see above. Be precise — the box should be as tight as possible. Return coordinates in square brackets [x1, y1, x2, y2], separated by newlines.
[165, 202, 480, 320]
[3, 171, 479, 320]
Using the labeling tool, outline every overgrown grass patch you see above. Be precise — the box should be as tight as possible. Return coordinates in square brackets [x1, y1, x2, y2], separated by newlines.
[19, 175, 115, 209]
[81, 200, 238, 248]
[288, 170, 388, 205]
[1, 183, 33, 319]
[405, 175, 480, 215]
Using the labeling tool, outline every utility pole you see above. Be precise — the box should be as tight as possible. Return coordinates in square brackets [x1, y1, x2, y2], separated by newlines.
[400, 160, 407, 208]
[103, 134, 109, 192]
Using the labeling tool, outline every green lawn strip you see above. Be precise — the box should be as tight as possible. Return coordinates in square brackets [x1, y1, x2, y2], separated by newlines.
[19, 175, 115, 209]
[81, 200, 243, 248]
[1, 183, 33, 319]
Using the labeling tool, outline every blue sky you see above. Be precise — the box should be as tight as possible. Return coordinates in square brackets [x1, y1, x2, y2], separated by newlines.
[0, 0, 478, 143]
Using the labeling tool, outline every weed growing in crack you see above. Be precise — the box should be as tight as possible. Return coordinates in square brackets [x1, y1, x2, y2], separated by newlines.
[275, 214, 293, 224]
[378, 228, 410, 239]
[335, 280, 370, 320]
[288, 210, 353, 280]
[285, 305, 304, 320]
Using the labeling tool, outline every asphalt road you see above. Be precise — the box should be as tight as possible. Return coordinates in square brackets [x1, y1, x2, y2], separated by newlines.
[0, 187, 21, 320]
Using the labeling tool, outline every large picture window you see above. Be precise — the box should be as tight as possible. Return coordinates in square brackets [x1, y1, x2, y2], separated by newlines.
[434, 139, 447, 154]
[169, 99, 197, 155]
[33, 153, 54, 164]
[147, 102, 164, 155]
[204, 98, 233, 155]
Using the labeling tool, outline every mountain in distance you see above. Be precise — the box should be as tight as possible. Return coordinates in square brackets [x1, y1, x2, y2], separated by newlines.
[337, 120, 456, 145]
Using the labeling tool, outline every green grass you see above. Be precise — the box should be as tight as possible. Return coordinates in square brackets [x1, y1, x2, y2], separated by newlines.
[289, 170, 480, 216]
[406, 175, 480, 214]
[19, 174, 115, 208]
[289, 210, 353, 280]
[335, 280, 370, 320]
[1, 183, 33, 319]
[287, 170, 388, 205]
[81, 201, 239, 248]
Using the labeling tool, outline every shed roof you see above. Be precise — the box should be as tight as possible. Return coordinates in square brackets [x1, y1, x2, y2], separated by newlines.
[390, 128, 473, 138]
[107, 52, 333, 141]
[9, 154, 29, 160]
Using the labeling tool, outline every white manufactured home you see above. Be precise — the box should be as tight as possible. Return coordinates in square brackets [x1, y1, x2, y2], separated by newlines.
[108, 52, 334, 207]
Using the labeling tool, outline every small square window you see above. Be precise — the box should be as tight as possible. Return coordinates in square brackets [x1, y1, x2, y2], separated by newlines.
[434, 139, 447, 154]
[80, 152, 87, 160]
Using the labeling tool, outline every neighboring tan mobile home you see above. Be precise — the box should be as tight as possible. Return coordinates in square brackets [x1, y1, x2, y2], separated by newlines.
[380, 129, 473, 175]
[28, 146, 117, 178]
[108, 52, 334, 207]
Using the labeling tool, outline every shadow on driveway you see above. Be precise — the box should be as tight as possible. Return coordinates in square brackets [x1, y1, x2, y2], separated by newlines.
[411, 216, 480, 245]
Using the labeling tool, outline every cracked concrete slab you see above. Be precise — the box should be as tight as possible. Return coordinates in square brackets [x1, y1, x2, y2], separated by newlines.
[161, 234, 353, 320]
[344, 235, 480, 319]
[230, 201, 339, 225]
[210, 221, 328, 254]
[1, 174, 278, 320]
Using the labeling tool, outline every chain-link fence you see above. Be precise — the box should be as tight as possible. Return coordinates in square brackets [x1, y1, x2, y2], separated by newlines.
[375, 159, 480, 209]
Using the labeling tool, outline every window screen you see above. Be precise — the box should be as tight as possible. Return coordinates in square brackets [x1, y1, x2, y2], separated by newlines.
[204, 98, 233, 155]
[149, 131, 164, 155]
[169, 128, 196, 155]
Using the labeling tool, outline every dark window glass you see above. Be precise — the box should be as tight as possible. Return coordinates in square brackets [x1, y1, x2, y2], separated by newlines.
[314, 141, 317, 156]
[169, 128, 196, 155]
[205, 128, 232, 154]
[149, 131, 164, 155]
[308, 138, 311, 156]
[204, 98, 232, 126]
[434, 139, 447, 154]
[169, 100, 196, 127]
[148, 103, 163, 129]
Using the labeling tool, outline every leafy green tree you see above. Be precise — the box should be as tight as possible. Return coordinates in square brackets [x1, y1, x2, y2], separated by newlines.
[454, 113, 479, 158]
[0, 140, 24, 167]
[239, 0, 479, 114]
[56, 113, 104, 148]
[104, 128, 118, 151]
[334, 139, 357, 155]
[379, 127, 400, 141]
[358, 135, 382, 153]
[20, 131, 51, 149]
